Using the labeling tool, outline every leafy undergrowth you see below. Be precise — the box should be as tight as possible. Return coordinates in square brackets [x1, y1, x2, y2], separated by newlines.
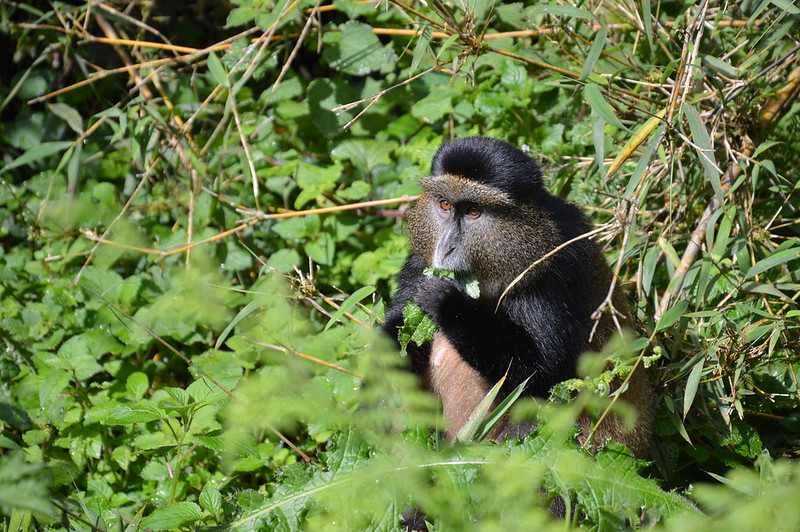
[1, 0, 799, 530]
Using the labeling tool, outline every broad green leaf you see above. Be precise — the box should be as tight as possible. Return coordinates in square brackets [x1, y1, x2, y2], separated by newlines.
[106, 403, 167, 424]
[294, 162, 342, 209]
[331, 139, 397, 172]
[200, 483, 223, 520]
[140, 502, 203, 531]
[305, 232, 335, 265]
[584, 84, 627, 131]
[323, 21, 397, 76]
[126, 372, 149, 401]
[397, 302, 438, 355]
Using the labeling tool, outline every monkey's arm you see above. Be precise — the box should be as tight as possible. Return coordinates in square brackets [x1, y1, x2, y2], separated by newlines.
[414, 275, 579, 397]
[381, 253, 432, 374]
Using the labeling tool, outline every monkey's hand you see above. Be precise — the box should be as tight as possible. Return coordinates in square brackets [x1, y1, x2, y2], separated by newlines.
[413, 275, 464, 324]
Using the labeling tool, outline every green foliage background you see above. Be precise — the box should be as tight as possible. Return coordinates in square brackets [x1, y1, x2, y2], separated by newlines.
[1, 0, 799, 529]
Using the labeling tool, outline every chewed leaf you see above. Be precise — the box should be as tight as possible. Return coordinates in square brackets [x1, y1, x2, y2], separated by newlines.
[398, 302, 438, 355]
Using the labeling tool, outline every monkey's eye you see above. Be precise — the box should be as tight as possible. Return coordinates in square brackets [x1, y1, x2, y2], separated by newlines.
[438, 199, 452, 212]
[465, 206, 482, 218]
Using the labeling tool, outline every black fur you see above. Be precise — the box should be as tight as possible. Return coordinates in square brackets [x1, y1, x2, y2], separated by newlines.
[431, 137, 543, 202]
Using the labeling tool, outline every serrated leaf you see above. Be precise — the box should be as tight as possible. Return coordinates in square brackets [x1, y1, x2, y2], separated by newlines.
[397, 302, 438, 355]
[140, 502, 203, 531]
[199, 483, 223, 519]
[126, 372, 149, 401]
[584, 84, 627, 131]
[107, 404, 166, 424]
[324, 21, 397, 76]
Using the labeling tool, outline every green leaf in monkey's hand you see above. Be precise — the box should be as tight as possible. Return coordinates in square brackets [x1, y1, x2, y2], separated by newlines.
[397, 302, 438, 356]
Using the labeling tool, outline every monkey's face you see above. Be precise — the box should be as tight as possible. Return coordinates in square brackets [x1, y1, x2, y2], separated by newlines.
[407, 174, 555, 295]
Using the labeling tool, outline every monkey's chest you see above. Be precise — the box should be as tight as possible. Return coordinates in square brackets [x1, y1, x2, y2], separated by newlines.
[424, 332, 495, 440]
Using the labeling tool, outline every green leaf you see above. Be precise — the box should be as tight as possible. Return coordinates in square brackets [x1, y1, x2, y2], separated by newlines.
[684, 103, 723, 202]
[323, 20, 398, 76]
[528, 4, 597, 19]
[584, 84, 627, 131]
[331, 139, 397, 172]
[199, 483, 223, 520]
[683, 358, 704, 418]
[305, 232, 335, 265]
[580, 26, 607, 81]
[474, 376, 531, 441]
[0, 141, 72, 174]
[207, 51, 229, 87]
[642, 0, 654, 48]
[324, 286, 375, 331]
[126, 372, 149, 401]
[397, 302, 438, 355]
[140, 502, 203, 531]
[456, 373, 506, 442]
[745, 247, 800, 278]
[294, 162, 342, 209]
[656, 300, 688, 331]
[48, 103, 84, 134]
[411, 25, 432, 74]
[107, 403, 167, 424]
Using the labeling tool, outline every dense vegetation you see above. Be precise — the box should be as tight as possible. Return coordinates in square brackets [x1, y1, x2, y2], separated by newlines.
[1, 0, 799, 529]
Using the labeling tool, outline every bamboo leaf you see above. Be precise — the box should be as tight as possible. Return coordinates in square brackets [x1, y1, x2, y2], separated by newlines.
[684, 103, 723, 202]
[580, 26, 607, 81]
[584, 84, 627, 131]
[683, 359, 704, 418]
[455, 374, 506, 442]
[607, 108, 666, 180]
[324, 285, 374, 331]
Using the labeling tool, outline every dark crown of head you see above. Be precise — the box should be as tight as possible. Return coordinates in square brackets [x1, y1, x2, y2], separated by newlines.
[431, 137, 543, 202]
